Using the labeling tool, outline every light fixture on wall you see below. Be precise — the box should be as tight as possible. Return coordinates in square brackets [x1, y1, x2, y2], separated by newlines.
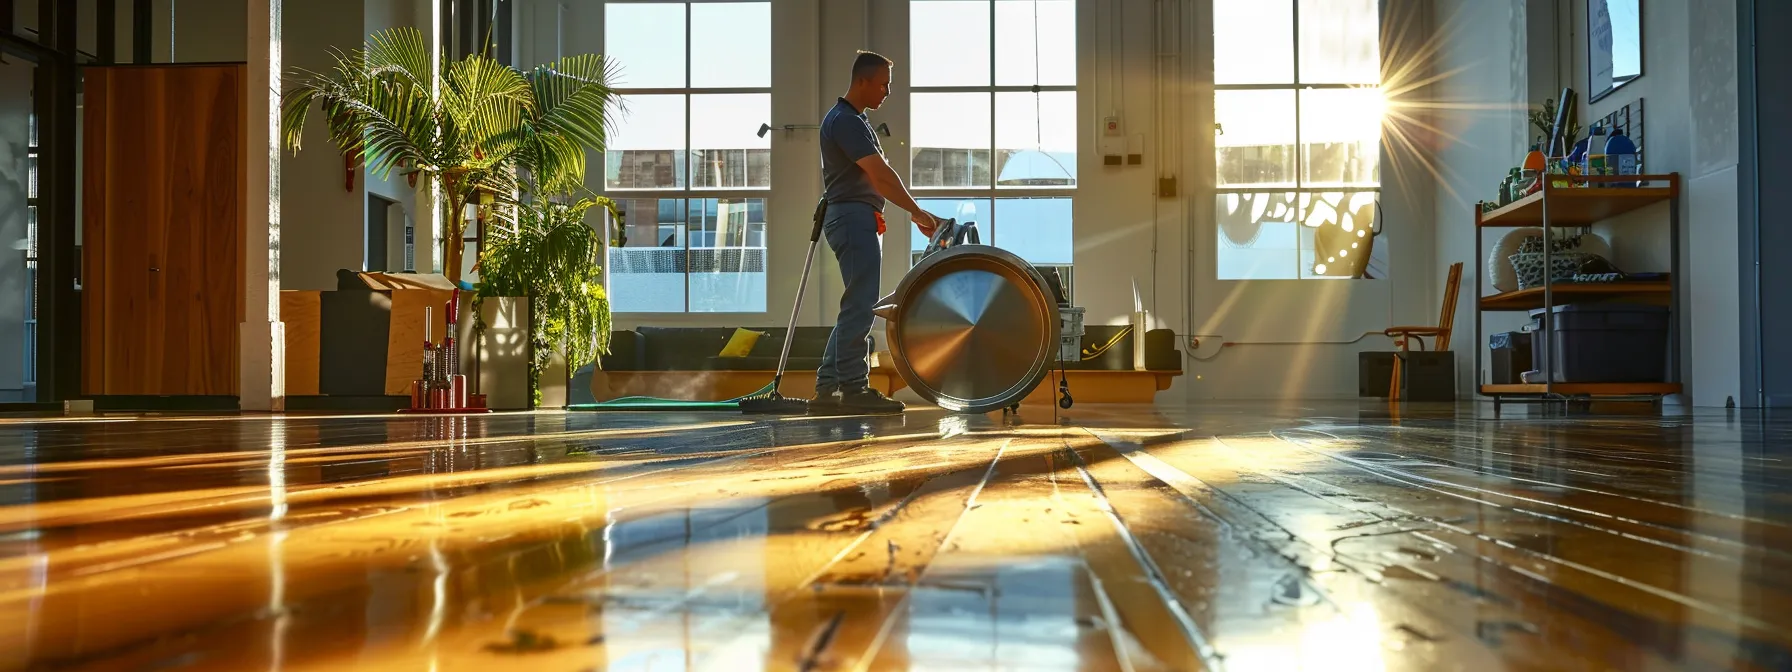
[757, 122, 822, 138]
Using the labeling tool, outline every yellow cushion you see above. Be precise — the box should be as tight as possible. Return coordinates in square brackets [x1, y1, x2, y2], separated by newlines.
[718, 328, 764, 358]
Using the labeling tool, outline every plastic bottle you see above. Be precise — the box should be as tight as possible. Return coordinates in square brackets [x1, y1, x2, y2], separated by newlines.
[1523, 143, 1546, 172]
[1605, 128, 1639, 188]
[1568, 134, 1590, 170]
[1584, 124, 1609, 180]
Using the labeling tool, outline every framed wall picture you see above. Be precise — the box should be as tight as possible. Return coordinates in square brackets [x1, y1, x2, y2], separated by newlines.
[1588, 0, 1644, 102]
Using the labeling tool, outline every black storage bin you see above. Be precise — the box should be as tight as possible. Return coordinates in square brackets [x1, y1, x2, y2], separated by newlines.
[1359, 352, 1394, 397]
[1358, 351, 1456, 400]
[1526, 303, 1670, 383]
[1399, 351, 1457, 401]
[1144, 329, 1182, 372]
[1488, 331, 1531, 385]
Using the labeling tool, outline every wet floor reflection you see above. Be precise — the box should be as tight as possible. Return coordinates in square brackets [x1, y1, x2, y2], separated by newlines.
[0, 404, 1789, 671]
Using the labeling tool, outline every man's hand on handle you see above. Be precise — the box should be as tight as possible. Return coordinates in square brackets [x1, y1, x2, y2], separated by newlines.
[856, 154, 945, 242]
[912, 210, 940, 240]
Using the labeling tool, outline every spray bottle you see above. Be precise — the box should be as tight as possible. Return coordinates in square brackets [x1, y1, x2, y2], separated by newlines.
[1605, 127, 1639, 187]
[1584, 123, 1609, 178]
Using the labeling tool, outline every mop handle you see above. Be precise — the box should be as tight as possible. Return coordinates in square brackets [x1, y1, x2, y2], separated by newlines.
[772, 200, 828, 381]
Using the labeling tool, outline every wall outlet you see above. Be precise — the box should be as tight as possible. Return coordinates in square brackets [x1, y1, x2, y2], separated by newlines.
[1099, 135, 1126, 165]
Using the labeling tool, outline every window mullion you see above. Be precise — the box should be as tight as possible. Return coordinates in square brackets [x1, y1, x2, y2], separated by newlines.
[1291, 0, 1303, 195]
[988, 0, 998, 244]
[683, 2, 693, 312]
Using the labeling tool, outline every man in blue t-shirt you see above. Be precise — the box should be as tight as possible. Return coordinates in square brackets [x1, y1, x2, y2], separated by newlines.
[809, 50, 939, 415]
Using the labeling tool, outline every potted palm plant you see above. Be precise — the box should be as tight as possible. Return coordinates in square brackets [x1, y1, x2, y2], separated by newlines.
[475, 195, 623, 407]
[281, 28, 624, 407]
[279, 27, 621, 283]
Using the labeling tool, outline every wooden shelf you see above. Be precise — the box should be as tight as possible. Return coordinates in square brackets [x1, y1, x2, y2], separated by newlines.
[1479, 281, 1672, 311]
[1480, 382, 1682, 396]
[1479, 177, 1678, 228]
[1472, 173, 1683, 407]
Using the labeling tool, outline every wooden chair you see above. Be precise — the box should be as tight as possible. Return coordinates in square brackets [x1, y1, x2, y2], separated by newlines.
[1386, 262, 1464, 400]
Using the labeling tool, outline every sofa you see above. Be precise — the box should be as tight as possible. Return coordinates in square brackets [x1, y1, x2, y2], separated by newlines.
[569, 324, 1183, 406]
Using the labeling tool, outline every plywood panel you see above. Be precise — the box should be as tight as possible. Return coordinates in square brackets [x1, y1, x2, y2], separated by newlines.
[385, 289, 456, 395]
[280, 291, 322, 396]
[82, 64, 246, 396]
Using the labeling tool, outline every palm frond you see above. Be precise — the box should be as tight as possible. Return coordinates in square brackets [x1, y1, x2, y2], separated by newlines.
[517, 131, 589, 195]
[527, 55, 624, 155]
[363, 27, 436, 95]
[282, 37, 443, 182]
[279, 83, 321, 153]
[444, 56, 533, 157]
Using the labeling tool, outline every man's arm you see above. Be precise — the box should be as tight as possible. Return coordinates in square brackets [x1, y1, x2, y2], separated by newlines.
[855, 154, 939, 235]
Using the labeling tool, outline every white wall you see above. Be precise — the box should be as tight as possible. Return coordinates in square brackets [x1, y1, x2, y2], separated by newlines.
[1431, 0, 1537, 395]
[515, 0, 1445, 402]
[366, 0, 423, 273]
[51, 0, 1747, 403]
[1565, 0, 1740, 407]
[281, 0, 375, 290]
[1430, 0, 1741, 406]
[1180, 0, 1437, 401]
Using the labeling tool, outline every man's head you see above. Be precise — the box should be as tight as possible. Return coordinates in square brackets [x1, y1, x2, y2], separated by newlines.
[847, 50, 892, 110]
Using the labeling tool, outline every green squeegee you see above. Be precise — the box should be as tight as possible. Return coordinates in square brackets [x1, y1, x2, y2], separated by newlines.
[566, 381, 778, 412]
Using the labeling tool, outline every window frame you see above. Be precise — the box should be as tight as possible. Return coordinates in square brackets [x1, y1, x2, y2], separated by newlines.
[601, 0, 774, 315]
[1212, 0, 1383, 281]
[909, 0, 1077, 270]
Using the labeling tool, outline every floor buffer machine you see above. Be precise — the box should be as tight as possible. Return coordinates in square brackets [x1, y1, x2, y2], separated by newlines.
[876, 218, 1081, 414]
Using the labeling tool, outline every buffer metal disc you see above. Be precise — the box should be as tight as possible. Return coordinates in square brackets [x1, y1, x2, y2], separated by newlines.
[879, 245, 1060, 413]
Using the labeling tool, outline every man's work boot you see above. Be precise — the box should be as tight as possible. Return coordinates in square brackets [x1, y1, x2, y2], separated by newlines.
[809, 388, 904, 415]
[808, 390, 842, 415]
[839, 388, 905, 415]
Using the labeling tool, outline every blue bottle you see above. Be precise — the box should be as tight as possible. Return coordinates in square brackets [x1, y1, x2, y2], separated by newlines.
[1604, 128, 1639, 187]
[1583, 124, 1608, 176]
[1568, 134, 1590, 170]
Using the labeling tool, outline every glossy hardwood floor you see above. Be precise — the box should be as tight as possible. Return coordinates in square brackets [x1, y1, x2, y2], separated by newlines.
[0, 403, 1787, 671]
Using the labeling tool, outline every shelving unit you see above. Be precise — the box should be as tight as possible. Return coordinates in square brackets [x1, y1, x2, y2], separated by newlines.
[1473, 173, 1682, 414]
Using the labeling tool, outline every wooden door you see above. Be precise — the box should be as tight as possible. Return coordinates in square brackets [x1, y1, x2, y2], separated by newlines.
[82, 64, 246, 396]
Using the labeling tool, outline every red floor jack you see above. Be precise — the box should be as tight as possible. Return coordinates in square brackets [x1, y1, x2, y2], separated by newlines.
[401, 288, 491, 414]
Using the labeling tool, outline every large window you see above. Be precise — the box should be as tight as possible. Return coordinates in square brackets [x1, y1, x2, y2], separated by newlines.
[1213, 0, 1386, 280]
[602, 1, 771, 313]
[909, 0, 1076, 294]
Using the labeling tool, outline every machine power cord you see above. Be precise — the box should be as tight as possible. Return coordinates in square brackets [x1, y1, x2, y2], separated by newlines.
[1183, 331, 1384, 362]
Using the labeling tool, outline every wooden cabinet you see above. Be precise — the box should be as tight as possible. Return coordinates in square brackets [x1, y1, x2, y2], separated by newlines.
[82, 64, 247, 396]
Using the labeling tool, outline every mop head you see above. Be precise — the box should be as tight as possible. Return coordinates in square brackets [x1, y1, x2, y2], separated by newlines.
[568, 381, 781, 412]
[737, 387, 810, 415]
